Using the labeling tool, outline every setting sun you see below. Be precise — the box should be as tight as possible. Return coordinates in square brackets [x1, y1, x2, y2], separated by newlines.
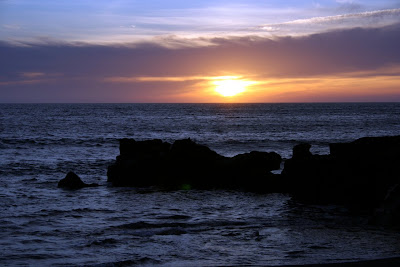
[213, 78, 257, 97]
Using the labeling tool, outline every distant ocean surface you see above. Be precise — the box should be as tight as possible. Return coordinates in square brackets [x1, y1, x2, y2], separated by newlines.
[1, 103, 400, 266]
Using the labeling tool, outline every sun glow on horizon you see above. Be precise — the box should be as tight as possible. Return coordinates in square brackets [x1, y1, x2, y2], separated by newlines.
[212, 77, 257, 97]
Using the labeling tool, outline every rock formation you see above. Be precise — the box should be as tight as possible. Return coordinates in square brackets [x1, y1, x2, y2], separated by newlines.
[105, 136, 400, 227]
[107, 138, 282, 192]
[370, 183, 400, 227]
[58, 171, 99, 190]
[282, 136, 400, 216]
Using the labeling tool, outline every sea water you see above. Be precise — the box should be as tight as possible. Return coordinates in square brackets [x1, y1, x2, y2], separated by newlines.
[1, 103, 400, 266]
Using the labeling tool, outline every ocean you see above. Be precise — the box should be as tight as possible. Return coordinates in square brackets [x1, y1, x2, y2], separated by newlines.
[1, 103, 400, 266]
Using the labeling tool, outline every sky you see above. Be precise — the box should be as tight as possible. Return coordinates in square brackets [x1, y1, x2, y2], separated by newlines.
[1, 0, 400, 102]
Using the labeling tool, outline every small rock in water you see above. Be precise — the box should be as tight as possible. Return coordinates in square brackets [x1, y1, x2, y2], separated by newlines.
[58, 171, 98, 190]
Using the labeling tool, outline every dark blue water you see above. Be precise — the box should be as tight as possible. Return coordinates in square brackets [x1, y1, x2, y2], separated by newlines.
[1, 103, 400, 266]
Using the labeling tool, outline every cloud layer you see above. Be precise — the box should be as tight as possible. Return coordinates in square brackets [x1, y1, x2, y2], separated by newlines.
[1, 22, 400, 102]
[2, 0, 400, 44]
[255, 8, 400, 36]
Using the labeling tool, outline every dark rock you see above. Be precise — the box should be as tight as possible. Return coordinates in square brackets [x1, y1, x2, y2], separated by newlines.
[163, 138, 226, 189]
[169, 138, 220, 160]
[292, 143, 312, 160]
[232, 151, 281, 171]
[330, 136, 400, 159]
[58, 171, 99, 190]
[107, 138, 282, 192]
[282, 135, 400, 216]
[371, 184, 400, 228]
[229, 151, 283, 192]
[119, 138, 170, 159]
[107, 139, 172, 187]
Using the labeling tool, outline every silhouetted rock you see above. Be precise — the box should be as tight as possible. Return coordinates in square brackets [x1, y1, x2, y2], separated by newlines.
[104, 135, 400, 227]
[370, 183, 400, 228]
[107, 139, 172, 187]
[232, 151, 281, 171]
[230, 151, 283, 192]
[107, 138, 282, 191]
[58, 171, 99, 190]
[282, 136, 400, 218]
[292, 143, 312, 160]
[119, 138, 170, 159]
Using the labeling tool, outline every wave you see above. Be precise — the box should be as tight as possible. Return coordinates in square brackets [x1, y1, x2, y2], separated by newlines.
[86, 238, 118, 247]
[0, 159, 113, 177]
[117, 219, 250, 232]
[156, 214, 192, 220]
[87, 257, 161, 267]
[0, 137, 119, 148]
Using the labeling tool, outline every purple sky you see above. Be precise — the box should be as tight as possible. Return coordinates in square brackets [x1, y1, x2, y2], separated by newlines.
[1, 1, 400, 102]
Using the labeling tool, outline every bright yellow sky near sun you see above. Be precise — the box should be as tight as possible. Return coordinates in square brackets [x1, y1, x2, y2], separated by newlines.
[211, 76, 258, 97]
[103, 65, 400, 103]
[174, 71, 400, 103]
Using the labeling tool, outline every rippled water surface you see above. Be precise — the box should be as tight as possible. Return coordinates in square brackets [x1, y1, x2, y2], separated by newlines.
[1, 103, 400, 266]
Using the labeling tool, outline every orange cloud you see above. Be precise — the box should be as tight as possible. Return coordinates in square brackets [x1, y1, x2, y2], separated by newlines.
[104, 75, 248, 83]
[102, 65, 400, 103]
[20, 72, 46, 78]
[234, 72, 400, 102]
[0, 72, 60, 87]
